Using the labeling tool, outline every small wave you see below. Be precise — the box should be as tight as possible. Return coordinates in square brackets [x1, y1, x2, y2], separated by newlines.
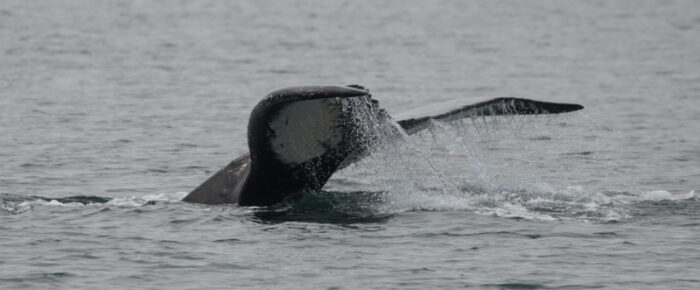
[0, 272, 76, 284]
[640, 190, 695, 201]
[480, 282, 545, 289]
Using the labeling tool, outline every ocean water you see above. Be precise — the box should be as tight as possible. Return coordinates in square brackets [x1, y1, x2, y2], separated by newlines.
[1, 0, 700, 289]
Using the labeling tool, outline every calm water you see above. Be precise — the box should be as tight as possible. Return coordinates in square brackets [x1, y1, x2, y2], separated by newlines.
[2, 0, 700, 289]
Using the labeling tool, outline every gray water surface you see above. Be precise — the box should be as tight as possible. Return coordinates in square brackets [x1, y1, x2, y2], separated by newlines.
[1, 0, 699, 289]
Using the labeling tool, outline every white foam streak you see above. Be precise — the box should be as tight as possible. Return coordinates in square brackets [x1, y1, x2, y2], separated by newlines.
[14, 199, 85, 213]
[1, 192, 189, 214]
[106, 192, 188, 206]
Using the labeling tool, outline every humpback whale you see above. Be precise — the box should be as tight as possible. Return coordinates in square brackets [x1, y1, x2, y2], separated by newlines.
[183, 85, 583, 206]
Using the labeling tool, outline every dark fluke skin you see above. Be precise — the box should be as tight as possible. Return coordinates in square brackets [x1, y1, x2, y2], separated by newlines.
[183, 85, 583, 206]
[184, 86, 376, 206]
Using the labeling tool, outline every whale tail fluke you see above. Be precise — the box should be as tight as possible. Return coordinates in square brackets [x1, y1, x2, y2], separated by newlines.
[184, 86, 373, 206]
[183, 86, 585, 206]
[182, 153, 251, 205]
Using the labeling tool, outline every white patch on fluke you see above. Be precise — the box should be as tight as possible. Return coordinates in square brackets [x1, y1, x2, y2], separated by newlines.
[268, 98, 345, 164]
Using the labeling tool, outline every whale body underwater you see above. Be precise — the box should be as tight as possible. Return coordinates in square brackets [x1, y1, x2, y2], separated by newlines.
[183, 85, 584, 206]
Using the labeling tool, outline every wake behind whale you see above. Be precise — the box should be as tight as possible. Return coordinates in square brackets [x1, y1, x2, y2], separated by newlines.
[183, 85, 583, 206]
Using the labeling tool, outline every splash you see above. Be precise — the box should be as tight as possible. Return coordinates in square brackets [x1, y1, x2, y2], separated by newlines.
[329, 113, 697, 222]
